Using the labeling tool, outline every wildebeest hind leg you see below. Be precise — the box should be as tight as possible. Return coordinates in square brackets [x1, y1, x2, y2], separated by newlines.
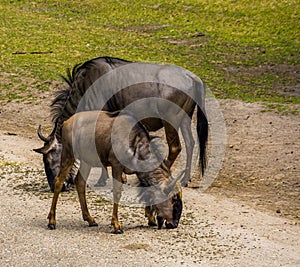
[76, 162, 98, 227]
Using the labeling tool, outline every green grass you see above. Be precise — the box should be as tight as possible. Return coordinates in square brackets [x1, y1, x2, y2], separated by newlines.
[1, 0, 299, 106]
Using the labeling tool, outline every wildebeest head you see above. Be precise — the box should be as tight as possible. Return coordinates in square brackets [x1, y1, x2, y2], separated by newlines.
[159, 165, 183, 229]
[169, 187, 183, 229]
[154, 189, 183, 230]
[140, 163, 183, 230]
[33, 122, 62, 191]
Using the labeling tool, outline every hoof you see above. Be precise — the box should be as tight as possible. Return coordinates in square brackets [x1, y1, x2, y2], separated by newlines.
[113, 229, 123, 234]
[89, 222, 98, 227]
[48, 224, 56, 230]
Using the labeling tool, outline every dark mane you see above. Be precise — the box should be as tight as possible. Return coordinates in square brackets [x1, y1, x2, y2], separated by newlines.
[100, 56, 131, 66]
[50, 56, 132, 126]
[51, 68, 76, 123]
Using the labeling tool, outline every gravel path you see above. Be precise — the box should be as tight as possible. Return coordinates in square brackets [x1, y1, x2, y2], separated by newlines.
[1, 98, 300, 266]
[0, 130, 299, 267]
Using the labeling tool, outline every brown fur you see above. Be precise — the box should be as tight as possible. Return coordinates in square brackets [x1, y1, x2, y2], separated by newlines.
[47, 111, 181, 233]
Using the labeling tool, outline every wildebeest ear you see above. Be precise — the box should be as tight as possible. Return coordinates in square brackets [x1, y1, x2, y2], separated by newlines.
[163, 170, 185, 196]
[33, 144, 54, 155]
[33, 147, 47, 154]
[33, 137, 59, 155]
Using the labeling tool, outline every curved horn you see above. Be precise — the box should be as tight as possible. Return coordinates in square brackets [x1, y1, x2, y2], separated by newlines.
[37, 120, 59, 142]
[37, 125, 50, 142]
[164, 170, 185, 195]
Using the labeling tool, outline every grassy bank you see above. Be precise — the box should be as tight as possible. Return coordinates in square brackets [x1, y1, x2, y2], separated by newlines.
[1, 0, 299, 105]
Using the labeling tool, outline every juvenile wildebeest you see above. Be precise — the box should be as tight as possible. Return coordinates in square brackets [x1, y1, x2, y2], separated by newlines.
[35, 57, 208, 190]
[47, 110, 183, 233]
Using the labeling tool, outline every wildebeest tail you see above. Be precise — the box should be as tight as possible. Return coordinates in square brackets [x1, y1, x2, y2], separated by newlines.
[197, 104, 208, 176]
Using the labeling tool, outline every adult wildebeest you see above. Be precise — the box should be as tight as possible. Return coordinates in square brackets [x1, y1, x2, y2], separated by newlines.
[34, 56, 208, 190]
[46, 110, 183, 233]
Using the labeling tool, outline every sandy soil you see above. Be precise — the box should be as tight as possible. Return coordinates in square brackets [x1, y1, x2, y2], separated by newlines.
[0, 96, 299, 266]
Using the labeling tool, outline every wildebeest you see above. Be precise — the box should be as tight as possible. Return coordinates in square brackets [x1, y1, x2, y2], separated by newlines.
[34, 57, 208, 190]
[46, 110, 183, 233]
[34, 124, 75, 191]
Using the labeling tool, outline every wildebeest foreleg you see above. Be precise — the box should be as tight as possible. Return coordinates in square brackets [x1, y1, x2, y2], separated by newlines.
[111, 167, 123, 234]
[163, 121, 181, 168]
[75, 162, 98, 227]
[47, 158, 74, 230]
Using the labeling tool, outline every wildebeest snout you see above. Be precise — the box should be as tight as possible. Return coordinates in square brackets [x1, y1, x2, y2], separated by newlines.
[165, 219, 178, 229]
[156, 217, 178, 230]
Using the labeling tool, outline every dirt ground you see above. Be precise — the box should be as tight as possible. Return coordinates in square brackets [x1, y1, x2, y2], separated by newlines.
[0, 94, 299, 266]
